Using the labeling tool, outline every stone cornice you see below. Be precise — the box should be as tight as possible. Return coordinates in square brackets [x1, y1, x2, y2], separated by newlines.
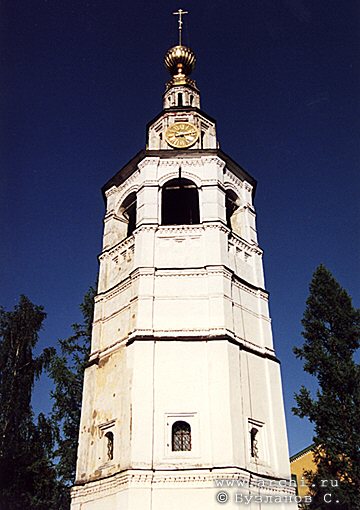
[244, 181, 253, 192]
[72, 466, 293, 496]
[200, 155, 226, 169]
[86, 327, 278, 368]
[156, 224, 204, 236]
[137, 157, 160, 170]
[95, 276, 133, 304]
[228, 232, 263, 256]
[102, 149, 257, 201]
[99, 235, 135, 260]
[224, 168, 243, 188]
[123, 332, 278, 363]
[104, 186, 117, 198]
[96, 261, 268, 302]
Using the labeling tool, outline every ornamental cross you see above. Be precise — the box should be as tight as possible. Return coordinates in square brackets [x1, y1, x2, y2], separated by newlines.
[173, 9, 188, 45]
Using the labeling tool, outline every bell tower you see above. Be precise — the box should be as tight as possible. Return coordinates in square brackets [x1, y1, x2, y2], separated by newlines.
[71, 12, 297, 510]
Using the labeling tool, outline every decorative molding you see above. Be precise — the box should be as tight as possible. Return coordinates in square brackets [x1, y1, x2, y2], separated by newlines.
[137, 157, 160, 170]
[95, 276, 134, 305]
[154, 270, 207, 279]
[232, 278, 261, 297]
[86, 330, 279, 363]
[94, 337, 129, 361]
[200, 156, 225, 169]
[99, 235, 135, 259]
[104, 186, 118, 198]
[103, 212, 123, 223]
[223, 181, 242, 198]
[157, 224, 204, 236]
[134, 224, 158, 233]
[224, 168, 243, 188]
[114, 183, 140, 215]
[137, 179, 159, 189]
[71, 467, 294, 500]
[203, 222, 229, 234]
[229, 232, 263, 255]
[201, 178, 224, 187]
[244, 181, 253, 192]
[158, 169, 202, 188]
[158, 159, 181, 168]
[181, 159, 201, 168]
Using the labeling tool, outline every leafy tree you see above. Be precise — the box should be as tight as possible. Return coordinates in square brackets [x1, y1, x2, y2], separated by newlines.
[49, 286, 96, 503]
[293, 265, 360, 509]
[0, 295, 59, 510]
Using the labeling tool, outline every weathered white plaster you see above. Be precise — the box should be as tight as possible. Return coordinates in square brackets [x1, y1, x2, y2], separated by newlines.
[72, 79, 296, 510]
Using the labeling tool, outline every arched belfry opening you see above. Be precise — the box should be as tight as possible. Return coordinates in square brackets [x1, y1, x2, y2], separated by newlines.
[225, 189, 240, 231]
[162, 178, 200, 225]
[120, 192, 137, 237]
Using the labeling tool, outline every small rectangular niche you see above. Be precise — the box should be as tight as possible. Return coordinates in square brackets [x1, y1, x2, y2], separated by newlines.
[98, 419, 116, 464]
[248, 418, 267, 464]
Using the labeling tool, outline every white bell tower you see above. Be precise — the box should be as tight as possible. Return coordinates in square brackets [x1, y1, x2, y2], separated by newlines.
[71, 13, 297, 510]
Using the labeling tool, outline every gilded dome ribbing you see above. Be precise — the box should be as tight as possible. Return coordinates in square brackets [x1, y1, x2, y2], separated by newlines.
[164, 45, 196, 77]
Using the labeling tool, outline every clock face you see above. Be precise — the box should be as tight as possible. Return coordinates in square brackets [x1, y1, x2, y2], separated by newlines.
[165, 122, 199, 148]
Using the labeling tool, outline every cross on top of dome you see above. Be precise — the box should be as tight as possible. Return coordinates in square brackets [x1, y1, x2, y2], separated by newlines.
[173, 9, 188, 46]
[164, 10, 197, 90]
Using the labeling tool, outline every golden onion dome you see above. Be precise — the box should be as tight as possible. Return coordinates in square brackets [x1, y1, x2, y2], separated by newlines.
[164, 45, 196, 77]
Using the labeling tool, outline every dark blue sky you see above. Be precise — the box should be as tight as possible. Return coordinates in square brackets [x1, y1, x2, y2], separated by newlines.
[1, 0, 359, 456]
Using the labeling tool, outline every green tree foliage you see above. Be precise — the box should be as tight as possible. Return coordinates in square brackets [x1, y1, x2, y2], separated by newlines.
[49, 286, 96, 501]
[0, 295, 59, 510]
[293, 265, 360, 509]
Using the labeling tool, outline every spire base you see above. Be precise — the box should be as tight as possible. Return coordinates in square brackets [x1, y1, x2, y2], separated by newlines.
[165, 75, 199, 92]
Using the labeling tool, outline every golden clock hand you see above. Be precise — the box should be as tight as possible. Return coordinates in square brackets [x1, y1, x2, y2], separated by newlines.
[174, 131, 197, 137]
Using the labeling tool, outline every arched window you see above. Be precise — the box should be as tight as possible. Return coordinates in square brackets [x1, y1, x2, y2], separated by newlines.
[225, 189, 239, 230]
[172, 421, 191, 451]
[178, 93, 183, 106]
[189, 94, 194, 106]
[105, 431, 114, 461]
[121, 192, 137, 237]
[162, 178, 200, 225]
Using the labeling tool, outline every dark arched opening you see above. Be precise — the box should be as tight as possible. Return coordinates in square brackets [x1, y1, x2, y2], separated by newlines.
[250, 427, 258, 459]
[105, 431, 114, 461]
[121, 192, 137, 237]
[172, 421, 191, 451]
[225, 189, 239, 230]
[162, 178, 200, 225]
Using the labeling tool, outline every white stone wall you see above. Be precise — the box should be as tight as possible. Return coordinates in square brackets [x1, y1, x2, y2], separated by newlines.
[72, 151, 296, 509]
[75, 338, 291, 483]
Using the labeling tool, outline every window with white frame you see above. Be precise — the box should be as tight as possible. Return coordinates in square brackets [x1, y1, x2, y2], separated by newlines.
[165, 413, 199, 459]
